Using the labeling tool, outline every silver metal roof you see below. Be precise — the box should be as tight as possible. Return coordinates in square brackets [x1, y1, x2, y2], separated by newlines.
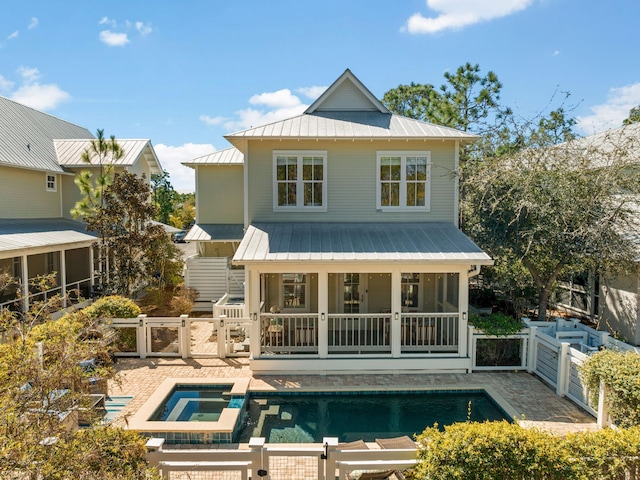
[233, 222, 492, 264]
[182, 147, 244, 167]
[185, 223, 244, 242]
[225, 111, 478, 149]
[0, 218, 97, 255]
[54, 139, 163, 174]
[0, 96, 94, 173]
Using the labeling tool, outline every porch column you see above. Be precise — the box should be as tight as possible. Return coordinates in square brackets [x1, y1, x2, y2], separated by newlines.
[60, 249, 67, 308]
[391, 270, 401, 358]
[248, 268, 261, 359]
[21, 255, 29, 312]
[459, 270, 469, 358]
[318, 271, 328, 358]
[89, 246, 95, 288]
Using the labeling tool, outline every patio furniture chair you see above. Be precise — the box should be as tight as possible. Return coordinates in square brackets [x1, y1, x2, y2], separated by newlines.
[338, 439, 369, 450]
[374, 436, 417, 480]
[345, 469, 395, 480]
[374, 436, 416, 450]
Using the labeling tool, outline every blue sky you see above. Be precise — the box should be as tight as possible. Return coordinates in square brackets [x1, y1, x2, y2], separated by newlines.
[1, 0, 638, 192]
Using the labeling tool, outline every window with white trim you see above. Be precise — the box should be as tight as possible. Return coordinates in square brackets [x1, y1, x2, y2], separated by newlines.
[282, 273, 307, 311]
[273, 151, 327, 210]
[46, 174, 56, 192]
[376, 151, 430, 210]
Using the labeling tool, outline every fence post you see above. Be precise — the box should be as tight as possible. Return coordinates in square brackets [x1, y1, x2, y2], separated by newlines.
[467, 325, 475, 372]
[249, 437, 266, 478]
[137, 314, 147, 359]
[180, 314, 189, 359]
[527, 326, 538, 373]
[323, 437, 339, 480]
[218, 315, 227, 359]
[597, 380, 612, 428]
[145, 438, 165, 477]
[556, 342, 570, 397]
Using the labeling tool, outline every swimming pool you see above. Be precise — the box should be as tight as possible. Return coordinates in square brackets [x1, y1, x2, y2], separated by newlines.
[236, 390, 510, 443]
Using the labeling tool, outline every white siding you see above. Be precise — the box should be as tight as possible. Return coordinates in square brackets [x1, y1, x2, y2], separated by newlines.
[185, 257, 245, 306]
[247, 140, 456, 223]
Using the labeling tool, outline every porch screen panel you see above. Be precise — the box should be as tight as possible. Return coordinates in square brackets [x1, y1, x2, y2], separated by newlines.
[276, 156, 297, 206]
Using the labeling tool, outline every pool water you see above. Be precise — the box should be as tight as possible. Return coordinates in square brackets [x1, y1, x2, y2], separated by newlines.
[150, 385, 231, 422]
[236, 391, 508, 443]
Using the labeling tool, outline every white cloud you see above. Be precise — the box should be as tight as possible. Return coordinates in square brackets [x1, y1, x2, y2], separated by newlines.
[249, 89, 303, 109]
[577, 83, 640, 134]
[154, 143, 216, 193]
[297, 85, 327, 100]
[7, 31, 18, 40]
[18, 66, 40, 83]
[28, 17, 39, 30]
[135, 21, 152, 36]
[11, 83, 71, 111]
[99, 30, 129, 46]
[404, 0, 534, 34]
[199, 114, 225, 126]
[0, 74, 14, 93]
[98, 16, 115, 27]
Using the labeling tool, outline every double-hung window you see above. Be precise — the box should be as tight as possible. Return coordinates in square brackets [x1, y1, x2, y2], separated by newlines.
[376, 151, 430, 211]
[273, 151, 327, 211]
[46, 174, 57, 192]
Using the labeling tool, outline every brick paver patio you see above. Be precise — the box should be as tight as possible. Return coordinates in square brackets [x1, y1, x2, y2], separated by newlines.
[110, 356, 597, 437]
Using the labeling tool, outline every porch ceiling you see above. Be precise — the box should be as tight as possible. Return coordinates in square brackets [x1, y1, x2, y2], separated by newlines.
[233, 222, 493, 264]
[0, 218, 96, 257]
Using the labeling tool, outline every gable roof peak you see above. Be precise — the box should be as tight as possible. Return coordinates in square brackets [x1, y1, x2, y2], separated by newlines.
[304, 69, 390, 115]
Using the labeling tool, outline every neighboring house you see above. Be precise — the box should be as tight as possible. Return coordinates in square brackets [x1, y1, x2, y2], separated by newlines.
[0, 96, 162, 311]
[183, 148, 245, 308]
[552, 123, 640, 344]
[184, 69, 493, 373]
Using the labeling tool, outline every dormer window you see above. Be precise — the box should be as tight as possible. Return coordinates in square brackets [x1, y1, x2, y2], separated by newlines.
[376, 151, 431, 211]
[46, 174, 57, 192]
[273, 150, 327, 211]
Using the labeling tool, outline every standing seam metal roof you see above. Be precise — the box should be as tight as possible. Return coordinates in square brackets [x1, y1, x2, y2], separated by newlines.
[233, 222, 493, 264]
[0, 218, 97, 254]
[182, 147, 244, 167]
[224, 111, 478, 147]
[0, 96, 94, 173]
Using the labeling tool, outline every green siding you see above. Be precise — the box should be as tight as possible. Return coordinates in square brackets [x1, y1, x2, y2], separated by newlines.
[247, 140, 456, 223]
[0, 167, 61, 219]
[196, 165, 244, 224]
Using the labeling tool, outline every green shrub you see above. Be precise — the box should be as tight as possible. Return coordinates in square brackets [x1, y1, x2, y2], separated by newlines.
[83, 295, 141, 320]
[579, 350, 640, 427]
[414, 421, 572, 480]
[469, 312, 523, 336]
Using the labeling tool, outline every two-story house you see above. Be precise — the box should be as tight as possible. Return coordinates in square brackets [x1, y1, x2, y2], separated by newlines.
[185, 69, 492, 373]
[0, 96, 163, 312]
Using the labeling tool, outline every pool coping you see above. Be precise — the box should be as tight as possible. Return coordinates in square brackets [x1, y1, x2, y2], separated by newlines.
[128, 377, 250, 434]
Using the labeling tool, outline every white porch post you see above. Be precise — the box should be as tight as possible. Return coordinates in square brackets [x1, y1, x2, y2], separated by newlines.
[248, 268, 261, 359]
[89, 246, 95, 288]
[391, 270, 401, 358]
[60, 249, 67, 308]
[459, 269, 469, 358]
[21, 255, 29, 312]
[318, 271, 328, 358]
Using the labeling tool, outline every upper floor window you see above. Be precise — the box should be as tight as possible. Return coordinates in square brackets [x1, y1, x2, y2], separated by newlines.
[273, 151, 327, 211]
[376, 151, 430, 211]
[46, 174, 56, 192]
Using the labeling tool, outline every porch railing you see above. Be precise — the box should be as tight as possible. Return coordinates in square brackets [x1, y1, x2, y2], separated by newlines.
[400, 313, 459, 353]
[328, 314, 392, 354]
[261, 313, 319, 355]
